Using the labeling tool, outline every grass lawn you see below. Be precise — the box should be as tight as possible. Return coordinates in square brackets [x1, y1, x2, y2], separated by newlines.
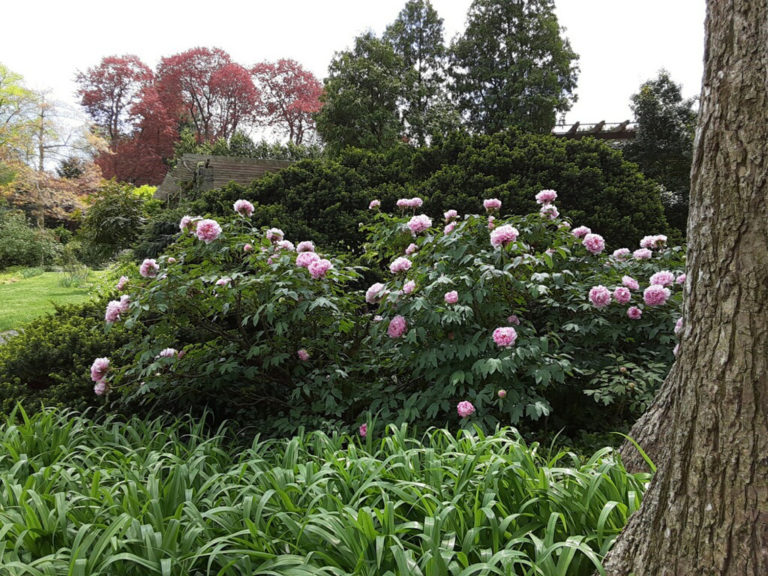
[0, 269, 106, 331]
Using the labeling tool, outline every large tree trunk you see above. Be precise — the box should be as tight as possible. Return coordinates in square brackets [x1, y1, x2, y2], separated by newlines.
[603, 1, 768, 573]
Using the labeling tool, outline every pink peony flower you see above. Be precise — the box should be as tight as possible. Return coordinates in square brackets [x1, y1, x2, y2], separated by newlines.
[589, 285, 612, 308]
[487, 216, 496, 230]
[396, 197, 423, 210]
[444, 209, 458, 221]
[540, 204, 559, 220]
[266, 228, 284, 242]
[387, 315, 408, 338]
[233, 199, 254, 217]
[390, 257, 412, 274]
[296, 251, 320, 268]
[116, 276, 129, 291]
[405, 243, 418, 255]
[490, 224, 519, 248]
[244, 243, 253, 252]
[582, 233, 605, 255]
[196, 219, 222, 243]
[612, 248, 630, 260]
[167, 257, 176, 264]
[368, 199, 380, 210]
[410, 197, 424, 208]
[139, 258, 159, 278]
[559, 221, 571, 230]
[493, 326, 518, 348]
[613, 286, 631, 304]
[407, 214, 432, 235]
[572, 226, 591, 239]
[627, 306, 643, 320]
[359, 423, 367, 437]
[90, 357, 110, 382]
[676, 273, 687, 285]
[650, 270, 675, 286]
[674, 317, 683, 335]
[507, 314, 520, 325]
[105, 296, 129, 323]
[444, 222, 456, 235]
[216, 277, 231, 287]
[277, 240, 295, 251]
[457, 401, 476, 418]
[403, 280, 416, 294]
[308, 258, 332, 279]
[179, 215, 197, 233]
[633, 248, 653, 260]
[643, 284, 671, 306]
[535, 189, 558, 204]
[497, 389, 507, 398]
[93, 381, 109, 396]
[297, 349, 310, 361]
[622, 276, 640, 290]
[158, 348, 178, 358]
[365, 283, 387, 304]
[483, 198, 501, 212]
[296, 241, 315, 253]
[444, 290, 458, 304]
[640, 234, 667, 249]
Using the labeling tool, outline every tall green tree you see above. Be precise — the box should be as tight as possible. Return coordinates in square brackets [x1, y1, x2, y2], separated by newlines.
[315, 32, 404, 153]
[624, 70, 697, 235]
[0, 63, 38, 163]
[384, 0, 457, 145]
[449, 0, 578, 134]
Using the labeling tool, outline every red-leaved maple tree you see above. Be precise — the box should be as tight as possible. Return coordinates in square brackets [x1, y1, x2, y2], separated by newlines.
[251, 59, 322, 144]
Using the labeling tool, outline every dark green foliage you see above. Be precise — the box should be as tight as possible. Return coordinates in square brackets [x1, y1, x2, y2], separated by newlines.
[195, 130, 669, 252]
[76, 181, 146, 263]
[0, 300, 141, 415]
[450, 0, 579, 134]
[172, 129, 323, 164]
[55, 156, 85, 179]
[624, 70, 697, 235]
[0, 208, 61, 269]
[315, 32, 405, 153]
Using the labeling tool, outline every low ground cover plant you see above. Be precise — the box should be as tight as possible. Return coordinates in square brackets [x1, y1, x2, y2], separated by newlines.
[0, 407, 651, 575]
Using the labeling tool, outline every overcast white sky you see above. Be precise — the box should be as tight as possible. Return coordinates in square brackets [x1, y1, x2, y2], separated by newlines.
[1, 0, 705, 127]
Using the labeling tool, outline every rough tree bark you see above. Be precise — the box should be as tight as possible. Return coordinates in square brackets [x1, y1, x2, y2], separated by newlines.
[603, 0, 768, 573]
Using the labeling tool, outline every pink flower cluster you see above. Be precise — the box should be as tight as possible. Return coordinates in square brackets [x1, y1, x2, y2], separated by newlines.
[457, 401, 475, 418]
[649, 270, 675, 286]
[297, 349, 310, 361]
[216, 277, 231, 287]
[588, 285, 612, 308]
[444, 222, 456, 235]
[390, 257, 412, 274]
[266, 228, 284, 242]
[105, 295, 130, 323]
[483, 198, 502, 212]
[277, 240, 295, 251]
[308, 258, 332, 279]
[396, 197, 423, 210]
[640, 234, 667, 249]
[90, 357, 110, 395]
[116, 276, 129, 291]
[633, 248, 652, 260]
[674, 317, 683, 335]
[407, 214, 432, 235]
[158, 348, 178, 358]
[403, 280, 415, 294]
[233, 199, 254, 217]
[296, 241, 315, 253]
[676, 273, 686, 285]
[627, 306, 642, 320]
[369, 199, 381, 210]
[613, 286, 631, 304]
[493, 326, 517, 348]
[365, 283, 387, 304]
[140, 259, 159, 278]
[487, 216, 495, 230]
[196, 219, 222, 243]
[490, 224, 519, 248]
[535, 189, 558, 204]
[622, 276, 639, 290]
[359, 423, 367, 437]
[540, 204, 559, 220]
[612, 248, 630, 260]
[643, 285, 671, 306]
[582, 233, 605, 255]
[405, 243, 418, 255]
[507, 314, 520, 325]
[296, 251, 320, 268]
[572, 226, 591, 239]
[179, 215, 199, 233]
[444, 209, 458, 221]
[388, 315, 407, 338]
[444, 290, 458, 304]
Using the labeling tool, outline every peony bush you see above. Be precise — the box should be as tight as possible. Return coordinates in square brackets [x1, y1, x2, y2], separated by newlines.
[94, 191, 684, 436]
